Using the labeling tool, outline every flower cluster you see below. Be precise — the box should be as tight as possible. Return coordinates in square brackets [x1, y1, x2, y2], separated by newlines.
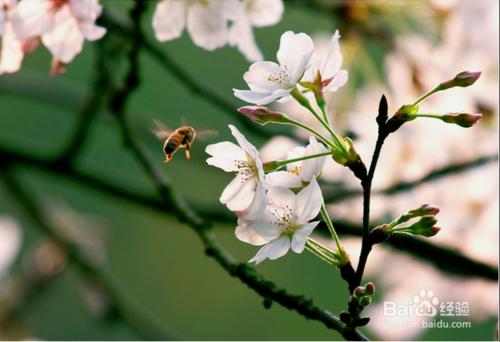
[207, 29, 482, 270]
[207, 30, 353, 265]
[0, 0, 106, 76]
[152, 0, 284, 62]
[207, 125, 327, 264]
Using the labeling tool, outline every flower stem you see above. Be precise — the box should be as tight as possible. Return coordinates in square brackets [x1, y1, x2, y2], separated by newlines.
[305, 240, 338, 266]
[275, 151, 333, 168]
[282, 116, 334, 148]
[410, 113, 443, 119]
[412, 86, 440, 107]
[290, 88, 347, 154]
[320, 204, 343, 252]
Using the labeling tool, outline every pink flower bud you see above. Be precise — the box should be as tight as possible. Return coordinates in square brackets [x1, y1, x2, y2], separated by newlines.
[439, 71, 481, 89]
[238, 106, 288, 125]
[441, 112, 483, 128]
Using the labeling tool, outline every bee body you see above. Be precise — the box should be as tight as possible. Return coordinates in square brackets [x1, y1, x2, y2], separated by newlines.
[152, 120, 215, 163]
[161, 126, 196, 162]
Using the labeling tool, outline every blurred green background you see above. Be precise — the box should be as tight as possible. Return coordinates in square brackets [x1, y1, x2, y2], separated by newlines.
[0, 1, 497, 340]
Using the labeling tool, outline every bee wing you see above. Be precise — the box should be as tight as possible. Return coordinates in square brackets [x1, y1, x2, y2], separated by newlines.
[151, 119, 173, 140]
[195, 129, 219, 139]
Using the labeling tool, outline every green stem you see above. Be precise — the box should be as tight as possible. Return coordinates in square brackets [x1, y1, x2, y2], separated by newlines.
[307, 237, 337, 259]
[305, 240, 338, 266]
[275, 151, 333, 168]
[320, 204, 343, 252]
[410, 113, 443, 120]
[282, 116, 334, 148]
[412, 86, 441, 106]
[290, 88, 347, 154]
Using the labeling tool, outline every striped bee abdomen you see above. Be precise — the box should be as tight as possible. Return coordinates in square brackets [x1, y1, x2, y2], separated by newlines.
[164, 137, 180, 154]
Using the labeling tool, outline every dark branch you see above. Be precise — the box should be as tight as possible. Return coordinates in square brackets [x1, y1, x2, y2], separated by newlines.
[0, 143, 495, 282]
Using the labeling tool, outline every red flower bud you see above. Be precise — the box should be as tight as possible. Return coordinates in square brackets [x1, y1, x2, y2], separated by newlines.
[442, 112, 482, 128]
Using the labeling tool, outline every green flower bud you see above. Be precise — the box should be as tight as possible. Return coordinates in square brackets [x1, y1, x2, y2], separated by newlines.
[360, 296, 372, 307]
[353, 286, 365, 298]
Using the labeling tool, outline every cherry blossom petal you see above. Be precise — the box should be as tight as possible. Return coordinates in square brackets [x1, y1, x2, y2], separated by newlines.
[248, 0, 284, 28]
[187, 1, 228, 51]
[152, 0, 186, 42]
[249, 236, 290, 264]
[206, 141, 246, 172]
[0, 216, 22, 276]
[11, 0, 53, 39]
[294, 178, 323, 223]
[237, 180, 267, 219]
[301, 137, 327, 181]
[233, 88, 292, 105]
[79, 21, 106, 41]
[291, 221, 319, 253]
[320, 31, 343, 77]
[220, 175, 256, 211]
[41, 8, 84, 63]
[266, 171, 302, 188]
[243, 61, 282, 92]
[267, 186, 296, 210]
[235, 219, 280, 246]
[228, 16, 262, 62]
[0, 11, 5, 36]
[68, 0, 102, 21]
[0, 24, 24, 74]
[276, 31, 314, 84]
[228, 124, 259, 157]
[324, 69, 348, 92]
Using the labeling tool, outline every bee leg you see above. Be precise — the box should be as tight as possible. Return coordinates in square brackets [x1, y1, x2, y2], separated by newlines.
[185, 144, 191, 160]
[164, 154, 173, 163]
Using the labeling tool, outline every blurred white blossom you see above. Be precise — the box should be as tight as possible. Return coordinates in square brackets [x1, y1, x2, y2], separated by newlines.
[0, 0, 24, 74]
[12, 0, 106, 74]
[0, 216, 22, 278]
[227, 0, 283, 62]
[152, 0, 283, 62]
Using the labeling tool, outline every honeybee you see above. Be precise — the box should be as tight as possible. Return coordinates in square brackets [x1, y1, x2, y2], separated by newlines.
[152, 120, 217, 163]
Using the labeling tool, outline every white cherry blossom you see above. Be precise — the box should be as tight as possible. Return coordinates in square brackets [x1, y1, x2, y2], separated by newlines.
[0, 0, 24, 74]
[12, 0, 106, 66]
[152, 0, 232, 51]
[227, 0, 284, 62]
[303, 30, 348, 92]
[233, 31, 314, 105]
[236, 179, 323, 264]
[206, 125, 266, 215]
[267, 136, 328, 188]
